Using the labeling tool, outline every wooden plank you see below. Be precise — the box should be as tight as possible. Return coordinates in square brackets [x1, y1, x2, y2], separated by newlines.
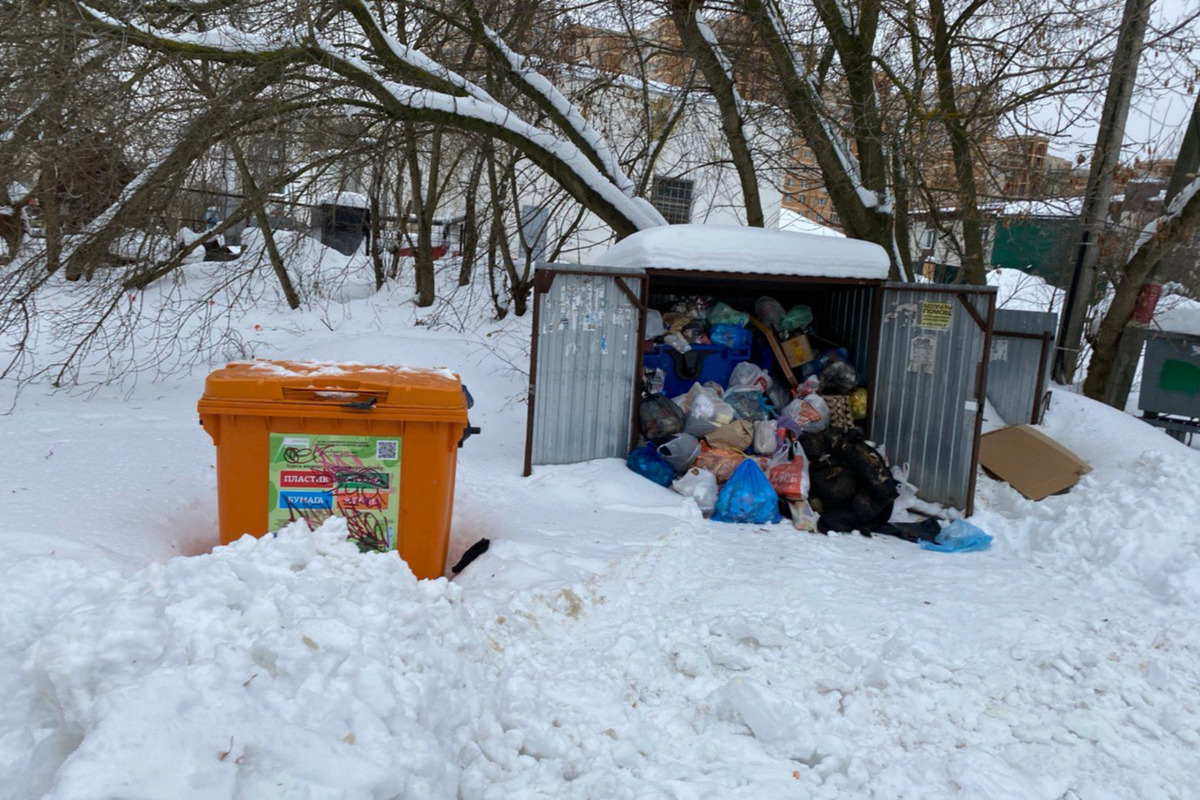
[748, 317, 799, 389]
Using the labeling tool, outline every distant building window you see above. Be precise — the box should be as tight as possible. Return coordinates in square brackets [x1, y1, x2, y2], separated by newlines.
[830, 213, 839, 224]
[816, 197, 826, 207]
[804, 149, 813, 160]
[651, 176, 694, 225]
[919, 228, 936, 249]
[784, 176, 794, 190]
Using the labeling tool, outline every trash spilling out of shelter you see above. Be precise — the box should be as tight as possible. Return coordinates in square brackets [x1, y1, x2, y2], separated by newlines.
[627, 292, 925, 538]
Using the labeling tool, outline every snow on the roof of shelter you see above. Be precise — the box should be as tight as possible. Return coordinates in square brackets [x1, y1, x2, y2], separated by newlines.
[314, 191, 370, 209]
[776, 208, 845, 238]
[589, 224, 888, 279]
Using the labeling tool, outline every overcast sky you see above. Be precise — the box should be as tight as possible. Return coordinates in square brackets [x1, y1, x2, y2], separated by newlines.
[1047, 0, 1198, 163]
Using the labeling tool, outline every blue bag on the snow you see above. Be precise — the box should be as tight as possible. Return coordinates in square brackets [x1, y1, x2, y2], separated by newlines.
[626, 442, 676, 487]
[919, 519, 993, 553]
[712, 459, 782, 524]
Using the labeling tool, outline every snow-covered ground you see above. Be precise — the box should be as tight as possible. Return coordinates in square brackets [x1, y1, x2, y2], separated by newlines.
[1, 252, 1198, 799]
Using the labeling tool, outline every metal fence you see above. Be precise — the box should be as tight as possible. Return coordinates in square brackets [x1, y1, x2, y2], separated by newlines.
[986, 309, 1056, 426]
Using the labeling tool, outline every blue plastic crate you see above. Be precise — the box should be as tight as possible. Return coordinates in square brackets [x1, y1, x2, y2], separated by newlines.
[644, 343, 752, 397]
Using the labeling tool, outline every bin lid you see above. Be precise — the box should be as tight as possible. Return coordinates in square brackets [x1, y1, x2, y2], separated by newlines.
[199, 361, 467, 417]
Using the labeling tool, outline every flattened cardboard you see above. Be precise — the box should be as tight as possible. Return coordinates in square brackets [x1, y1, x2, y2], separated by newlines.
[978, 425, 1091, 500]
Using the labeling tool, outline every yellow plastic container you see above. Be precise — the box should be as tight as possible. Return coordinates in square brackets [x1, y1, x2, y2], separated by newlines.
[197, 361, 471, 579]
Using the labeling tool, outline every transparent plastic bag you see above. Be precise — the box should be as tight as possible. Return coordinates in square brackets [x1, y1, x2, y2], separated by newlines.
[782, 394, 829, 432]
[683, 384, 735, 437]
[639, 393, 685, 439]
[754, 296, 786, 332]
[725, 387, 770, 422]
[707, 302, 750, 327]
[728, 362, 772, 392]
[780, 305, 813, 336]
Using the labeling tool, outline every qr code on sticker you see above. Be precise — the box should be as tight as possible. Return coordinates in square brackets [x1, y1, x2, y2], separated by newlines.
[376, 440, 399, 460]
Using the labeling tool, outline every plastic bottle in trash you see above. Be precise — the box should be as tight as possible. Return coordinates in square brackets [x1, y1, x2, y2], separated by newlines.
[663, 331, 692, 353]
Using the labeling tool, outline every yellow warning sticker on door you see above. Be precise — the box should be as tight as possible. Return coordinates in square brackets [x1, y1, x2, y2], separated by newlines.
[920, 301, 953, 330]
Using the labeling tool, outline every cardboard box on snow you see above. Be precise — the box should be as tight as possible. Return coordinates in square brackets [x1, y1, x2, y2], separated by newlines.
[978, 425, 1091, 500]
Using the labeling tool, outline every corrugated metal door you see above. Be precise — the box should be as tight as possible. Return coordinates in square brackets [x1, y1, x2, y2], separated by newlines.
[872, 284, 995, 513]
[525, 263, 646, 474]
[987, 310, 1057, 425]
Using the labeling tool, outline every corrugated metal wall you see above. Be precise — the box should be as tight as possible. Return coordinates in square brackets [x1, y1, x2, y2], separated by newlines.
[987, 310, 1056, 425]
[824, 286, 878, 379]
[529, 265, 645, 467]
[872, 285, 994, 511]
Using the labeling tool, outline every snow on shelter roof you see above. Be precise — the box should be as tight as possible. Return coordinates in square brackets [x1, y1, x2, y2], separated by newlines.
[589, 224, 889, 280]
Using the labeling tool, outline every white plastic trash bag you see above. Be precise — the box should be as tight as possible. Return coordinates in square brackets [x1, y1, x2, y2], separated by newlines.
[782, 394, 829, 432]
[645, 309, 666, 339]
[728, 362, 772, 392]
[753, 420, 778, 455]
[672, 467, 719, 516]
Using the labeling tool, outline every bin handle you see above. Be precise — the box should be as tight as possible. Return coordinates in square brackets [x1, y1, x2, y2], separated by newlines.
[280, 386, 388, 408]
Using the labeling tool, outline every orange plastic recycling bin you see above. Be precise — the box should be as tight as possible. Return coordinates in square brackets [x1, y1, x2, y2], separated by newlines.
[197, 361, 471, 579]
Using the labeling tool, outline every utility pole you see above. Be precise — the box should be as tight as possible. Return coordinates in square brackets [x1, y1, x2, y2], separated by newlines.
[1053, 0, 1153, 384]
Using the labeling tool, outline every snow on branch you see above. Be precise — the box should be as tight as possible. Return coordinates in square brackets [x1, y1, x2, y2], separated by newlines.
[480, 24, 637, 198]
[693, 14, 743, 118]
[72, 1, 666, 234]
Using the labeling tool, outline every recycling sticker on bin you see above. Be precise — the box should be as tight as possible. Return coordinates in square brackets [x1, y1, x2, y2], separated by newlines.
[268, 432, 402, 553]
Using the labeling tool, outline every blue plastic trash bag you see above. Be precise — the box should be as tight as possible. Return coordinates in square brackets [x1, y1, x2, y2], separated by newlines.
[709, 323, 752, 350]
[919, 519, 993, 553]
[626, 442, 676, 487]
[712, 459, 782, 524]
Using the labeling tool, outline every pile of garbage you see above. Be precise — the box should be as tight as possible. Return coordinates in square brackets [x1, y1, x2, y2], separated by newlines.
[627, 295, 902, 534]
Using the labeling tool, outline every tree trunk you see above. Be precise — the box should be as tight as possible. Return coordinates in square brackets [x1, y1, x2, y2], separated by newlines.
[1083, 183, 1200, 402]
[1054, 0, 1152, 383]
[458, 146, 485, 286]
[404, 125, 437, 307]
[667, 1, 764, 227]
[231, 141, 301, 310]
[741, 0, 897, 274]
[928, 0, 986, 285]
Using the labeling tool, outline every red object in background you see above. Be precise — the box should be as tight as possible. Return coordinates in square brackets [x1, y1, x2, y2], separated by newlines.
[397, 245, 450, 259]
[1130, 282, 1162, 324]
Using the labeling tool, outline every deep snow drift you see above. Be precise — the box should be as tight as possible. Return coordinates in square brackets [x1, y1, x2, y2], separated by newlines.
[1, 253, 1198, 799]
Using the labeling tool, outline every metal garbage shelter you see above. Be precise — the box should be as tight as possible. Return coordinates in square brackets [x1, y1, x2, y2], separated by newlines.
[523, 224, 997, 514]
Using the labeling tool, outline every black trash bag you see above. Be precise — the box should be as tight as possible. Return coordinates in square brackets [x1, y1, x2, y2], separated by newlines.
[799, 429, 835, 463]
[681, 318, 710, 343]
[849, 491, 894, 524]
[808, 463, 858, 510]
[834, 429, 899, 503]
[819, 358, 858, 395]
[639, 393, 686, 439]
[817, 497, 894, 533]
